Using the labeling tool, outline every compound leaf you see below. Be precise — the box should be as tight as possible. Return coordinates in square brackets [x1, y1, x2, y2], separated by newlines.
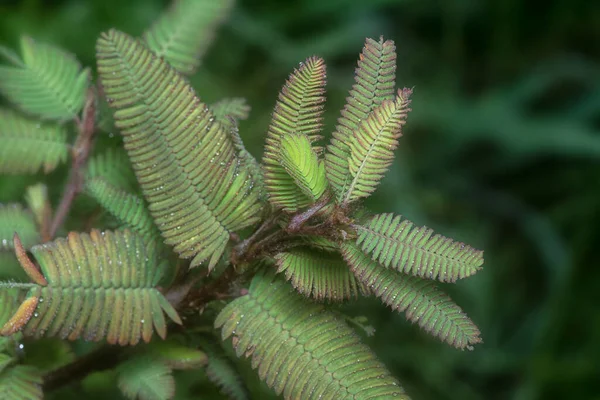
[0, 204, 39, 251]
[343, 89, 412, 204]
[85, 177, 159, 241]
[117, 356, 175, 400]
[97, 30, 261, 269]
[215, 272, 408, 399]
[211, 98, 251, 128]
[0, 229, 181, 345]
[143, 0, 234, 75]
[262, 57, 327, 212]
[0, 364, 43, 400]
[326, 37, 396, 201]
[0, 108, 68, 175]
[279, 133, 327, 202]
[0, 36, 89, 120]
[274, 249, 363, 301]
[342, 242, 482, 350]
[355, 213, 484, 282]
[86, 148, 137, 192]
[197, 337, 249, 400]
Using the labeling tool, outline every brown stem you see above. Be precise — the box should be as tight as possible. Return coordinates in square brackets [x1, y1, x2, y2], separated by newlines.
[286, 194, 330, 233]
[49, 88, 97, 238]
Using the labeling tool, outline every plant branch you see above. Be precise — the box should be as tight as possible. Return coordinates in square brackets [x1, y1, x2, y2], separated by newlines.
[49, 88, 97, 239]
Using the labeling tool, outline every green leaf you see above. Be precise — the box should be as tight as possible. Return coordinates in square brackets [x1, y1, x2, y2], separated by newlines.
[326, 37, 397, 201]
[197, 337, 249, 400]
[274, 249, 364, 301]
[343, 88, 412, 204]
[143, 0, 234, 75]
[146, 339, 208, 370]
[0, 364, 43, 400]
[0, 108, 69, 174]
[0, 36, 89, 120]
[85, 177, 159, 241]
[211, 98, 251, 128]
[96, 30, 262, 269]
[0, 204, 39, 251]
[341, 242, 482, 350]
[85, 149, 137, 192]
[0, 229, 181, 345]
[117, 356, 174, 400]
[24, 184, 50, 233]
[262, 56, 327, 213]
[215, 272, 408, 399]
[355, 213, 484, 282]
[279, 133, 328, 202]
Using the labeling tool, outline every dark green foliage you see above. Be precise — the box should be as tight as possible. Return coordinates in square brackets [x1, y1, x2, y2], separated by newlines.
[96, 30, 262, 269]
[356, 213, 484, 282]
[117, 356, 175, 400]
[85, 149, 137, 192]
[0, 364, 43, 400]
[0, 37, 89, 120]
[216, 272, 408, 399]
[0, 229, 181, 345]
[0, 204, 39, 251]
[197, 337, 249, 400]
[275, 249, 363, 301]
[0, 109, 68, 174]
[143, 0, 234, 75]
[342, 243, 481, 349]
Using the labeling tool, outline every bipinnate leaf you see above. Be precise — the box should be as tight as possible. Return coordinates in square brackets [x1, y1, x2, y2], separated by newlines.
[0, 36, 89, 120]
[341, 243, 482, 350]
[86, 148, 138, 192]
[85, 177, 159, 240]
[197, 337, 249, 400]
[0, 204, 39, 251]
[262, 56, 327, 212]
[0, 229, 181, 345]
[279, 133, 327, 202]
[0, 364, 43, 400]
[215, 272, 408, 399]
[274, 249, 363, 301]
[356, 213, 484, 282]
[143, 0, 234, 75]
[343, 88, 412, 204]
[117, 356, 175, 400]
[326, 37, 397, 201]
[0, 108, 68, 175]
[97, 30, 261, 268]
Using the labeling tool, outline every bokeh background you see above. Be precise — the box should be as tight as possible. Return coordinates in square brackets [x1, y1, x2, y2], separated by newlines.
[1, 0, 599, 399]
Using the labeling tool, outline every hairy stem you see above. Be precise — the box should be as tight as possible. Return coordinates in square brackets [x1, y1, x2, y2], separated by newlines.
[49, 88, 96, 239]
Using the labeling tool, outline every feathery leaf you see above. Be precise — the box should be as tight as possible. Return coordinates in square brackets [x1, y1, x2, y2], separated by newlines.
[197, 337, 249, 400]
[97, 30, 261, 268]
[355, 213, 484, 282]
[85, 148, 137, 192]
[279, 133, 327, 202]
[275, 249, 363, 301]
[262, 57, 327, 212]
[143, 0, 234, 75]
[342, 242, 482, 349]
[0, 36, 89, 120]
[215, 272, 408, 399]
[0, 108, 68, 174]
[326, 37, 396, 201]
[343, 88, 412, 204]
[0, 364, 43, 400]
[0, 229, 181, 345]
[117, 356, 175, 400]
[0, 204, 39, 251]
[211, 98, 251, 127]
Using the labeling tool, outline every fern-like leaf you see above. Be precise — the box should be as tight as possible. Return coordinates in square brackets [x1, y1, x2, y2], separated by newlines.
[279, 133, 327, 202]
[326, 37, 396, 201]
[0, 204, 39, 251]
[143, 0, 234, 75]
[97, 30, 261, 268]
[262, 57, 327, 212]
[215, 272, 408, 399]
[343, 88, 412, 204]
[342, 242, 482, 349]
[85, 177, 159, 240]
[86, 148, 137, 192]
[0, 229, 181, 345]
[0, 36, 89, 120]
[117, 356, 175, 400]
[211, 98, 251, 128]
[197, 337, 249, 400]
[0, 109, 68, 174]
[0, 364, 43, 400]
[274, 249, 363, 301]
[355, 213, 484, 282]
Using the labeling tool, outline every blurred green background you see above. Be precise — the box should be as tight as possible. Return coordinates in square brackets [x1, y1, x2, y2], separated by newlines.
[1, 0, 599, 399]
